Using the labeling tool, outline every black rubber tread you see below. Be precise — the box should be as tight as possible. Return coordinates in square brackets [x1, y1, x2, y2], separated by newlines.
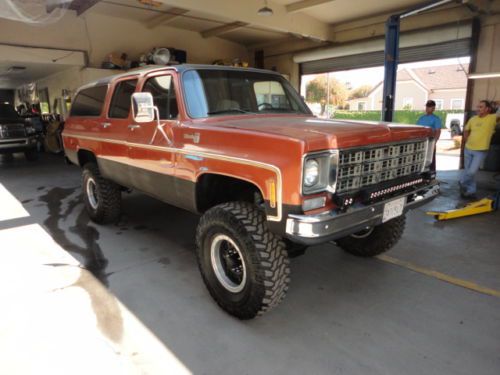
[336, 215, 406, 257]
[24, 149, 38, 161]
[450, 125, 461, 137]
[283, 239, 308, 258]
[196, 201, 290, 319]
[82, 162, 121, 224]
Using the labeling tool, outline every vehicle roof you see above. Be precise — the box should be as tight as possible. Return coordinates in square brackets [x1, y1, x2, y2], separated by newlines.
[78, 64, 282, 91]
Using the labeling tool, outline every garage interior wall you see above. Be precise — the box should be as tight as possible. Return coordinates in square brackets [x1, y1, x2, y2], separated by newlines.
[33, 67, 120, 108]
[0, 11, 248, 101]
[470, 14, 500, 104]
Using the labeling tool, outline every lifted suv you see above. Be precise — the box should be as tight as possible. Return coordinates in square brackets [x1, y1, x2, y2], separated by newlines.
[63, 65, 439, 319]
[0, 104, 38, 161]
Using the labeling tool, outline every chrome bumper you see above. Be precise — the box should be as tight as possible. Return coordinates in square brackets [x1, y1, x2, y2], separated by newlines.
[285, 182, 440, 245]
[0, 137, 36, 151]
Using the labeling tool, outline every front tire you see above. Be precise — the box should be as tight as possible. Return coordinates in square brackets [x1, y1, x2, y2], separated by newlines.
[196, 202, 290, 319]
[82, 163, 121, 224]
[336, 215, 406, 257]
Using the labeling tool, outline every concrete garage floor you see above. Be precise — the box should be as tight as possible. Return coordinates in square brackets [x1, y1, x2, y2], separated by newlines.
[1, 153, 499, 375]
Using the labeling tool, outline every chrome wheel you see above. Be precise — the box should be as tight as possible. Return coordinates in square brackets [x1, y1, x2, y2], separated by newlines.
[351, 226, 374, 239]
[86, 177, 99, 210]
[210, 234, 247, 293]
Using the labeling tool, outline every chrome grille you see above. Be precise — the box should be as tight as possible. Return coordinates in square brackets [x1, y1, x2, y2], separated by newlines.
[337, 140, 427, 193]
[0, 123, 26, 138]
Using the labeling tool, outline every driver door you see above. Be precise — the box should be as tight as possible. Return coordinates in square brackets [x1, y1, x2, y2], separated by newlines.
[126, 74, 179, 203]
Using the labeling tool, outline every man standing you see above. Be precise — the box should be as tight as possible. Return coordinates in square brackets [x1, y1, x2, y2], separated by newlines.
[459, 100, 497, 198]
[416, 100, 441, 171]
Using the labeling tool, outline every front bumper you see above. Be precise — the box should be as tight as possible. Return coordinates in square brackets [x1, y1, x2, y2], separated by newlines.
[285, 181, 440, 245]
[0, 137, 36, 153]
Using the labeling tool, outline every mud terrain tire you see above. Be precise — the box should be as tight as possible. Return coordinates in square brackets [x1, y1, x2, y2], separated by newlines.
[82, 163, 121, 224]
[336, 215, 406, 257]
[196, 202, 290, 319]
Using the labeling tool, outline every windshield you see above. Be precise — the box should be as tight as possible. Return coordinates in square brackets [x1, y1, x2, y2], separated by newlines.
[182, 69, 311, 118]
[0, 104, 20, 119]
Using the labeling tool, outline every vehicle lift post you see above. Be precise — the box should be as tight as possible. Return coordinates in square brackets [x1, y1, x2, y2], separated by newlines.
[381, 0, 455, 122]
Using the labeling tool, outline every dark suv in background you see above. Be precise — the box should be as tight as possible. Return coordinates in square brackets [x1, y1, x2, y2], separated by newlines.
[0, 104, 38, 161]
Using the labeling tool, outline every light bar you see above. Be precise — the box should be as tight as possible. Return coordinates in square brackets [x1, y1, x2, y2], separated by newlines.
[369, 178, 423, 199]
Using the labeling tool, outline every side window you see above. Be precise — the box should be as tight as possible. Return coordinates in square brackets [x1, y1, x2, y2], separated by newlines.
[70, 85, 107, 117]
[109, 79, 138, 119]
[142, 75, 178, 120]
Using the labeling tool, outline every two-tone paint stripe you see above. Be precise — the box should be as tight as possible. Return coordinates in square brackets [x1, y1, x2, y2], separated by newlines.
[62, 133, 283, 221]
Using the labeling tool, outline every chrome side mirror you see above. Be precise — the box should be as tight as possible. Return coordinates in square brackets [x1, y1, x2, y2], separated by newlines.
[131, 92, 172, 145]
[132, 92, 155, 123]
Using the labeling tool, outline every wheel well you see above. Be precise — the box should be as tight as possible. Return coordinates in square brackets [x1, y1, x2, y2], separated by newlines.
[77, 149, 97, 167]
[196, 174, 263, 213]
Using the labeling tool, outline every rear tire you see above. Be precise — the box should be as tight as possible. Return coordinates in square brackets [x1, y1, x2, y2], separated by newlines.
[450, 124, 461, 137]
[336, 215, 406, 257]
[196, 202, 290, 319]
[82, 163, 121, 224]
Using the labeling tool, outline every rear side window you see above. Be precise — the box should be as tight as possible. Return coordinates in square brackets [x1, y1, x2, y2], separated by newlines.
[108, 79, 138, 119]
[70, 85, 107, 117]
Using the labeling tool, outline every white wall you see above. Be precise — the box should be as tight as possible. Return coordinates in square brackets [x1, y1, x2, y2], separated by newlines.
[470, 15, 500, 106]
[34, 67, 122, 108]
[0, 10, 248, 109]
[0, 12, 248, 67]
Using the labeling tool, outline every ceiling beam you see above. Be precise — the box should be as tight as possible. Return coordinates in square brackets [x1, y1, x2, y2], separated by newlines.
[286, 0, 335, 13]
[200, 21, 249, 38]
[69, 0, 101, 16]
[153, 0, 333, 41]
[146, 7, 189, 28]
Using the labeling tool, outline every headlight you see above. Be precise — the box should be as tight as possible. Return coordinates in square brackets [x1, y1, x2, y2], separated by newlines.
[304, 159, 319, 187]
[302, 151, 338, 194]
[0, 124, 7, 137]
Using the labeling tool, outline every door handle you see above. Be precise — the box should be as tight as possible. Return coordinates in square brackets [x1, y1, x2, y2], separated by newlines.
[128, 124, 141, 131]
[101, 122, 111, 128]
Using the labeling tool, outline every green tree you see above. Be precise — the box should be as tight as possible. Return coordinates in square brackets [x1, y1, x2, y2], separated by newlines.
[305, 75, 349, 115]
[348, 85, 373, 100]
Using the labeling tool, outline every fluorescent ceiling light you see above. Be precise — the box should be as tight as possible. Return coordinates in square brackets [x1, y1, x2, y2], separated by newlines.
[468, 72, 500, 79]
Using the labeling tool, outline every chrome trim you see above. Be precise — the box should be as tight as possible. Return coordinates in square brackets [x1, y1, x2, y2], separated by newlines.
[300, 149, 338, 195]
[286, 182, 439, 239]
[336, 139, 428, 194]
[0, 138, 32, 149]
[62, 133, 283, 222]
[210, 234, 247, 293]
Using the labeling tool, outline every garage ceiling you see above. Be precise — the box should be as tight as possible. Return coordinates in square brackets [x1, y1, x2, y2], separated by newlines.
[90, 0, 294, 45]
[273, 0, 429, 24]
[84, 0, 493, 46]
[0, 61, 70, 89]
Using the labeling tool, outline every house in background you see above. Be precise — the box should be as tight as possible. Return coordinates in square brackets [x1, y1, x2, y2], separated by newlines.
[347, 64, 468, 111]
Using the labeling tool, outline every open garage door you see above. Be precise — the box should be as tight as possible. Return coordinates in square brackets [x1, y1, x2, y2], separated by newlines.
[296, 23, 473, 74]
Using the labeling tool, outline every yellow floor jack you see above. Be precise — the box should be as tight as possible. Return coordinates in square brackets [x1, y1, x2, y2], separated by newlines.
[427, 191, 500, 221]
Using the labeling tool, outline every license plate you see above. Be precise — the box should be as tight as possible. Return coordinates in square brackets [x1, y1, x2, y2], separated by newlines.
[382, 197, 406, 222]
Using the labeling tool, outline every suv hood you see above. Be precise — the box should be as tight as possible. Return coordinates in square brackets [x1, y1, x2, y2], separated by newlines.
[211, 115, 432, 151]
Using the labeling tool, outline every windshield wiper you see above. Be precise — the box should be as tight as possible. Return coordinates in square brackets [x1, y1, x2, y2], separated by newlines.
[207, 108, 255, 115]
